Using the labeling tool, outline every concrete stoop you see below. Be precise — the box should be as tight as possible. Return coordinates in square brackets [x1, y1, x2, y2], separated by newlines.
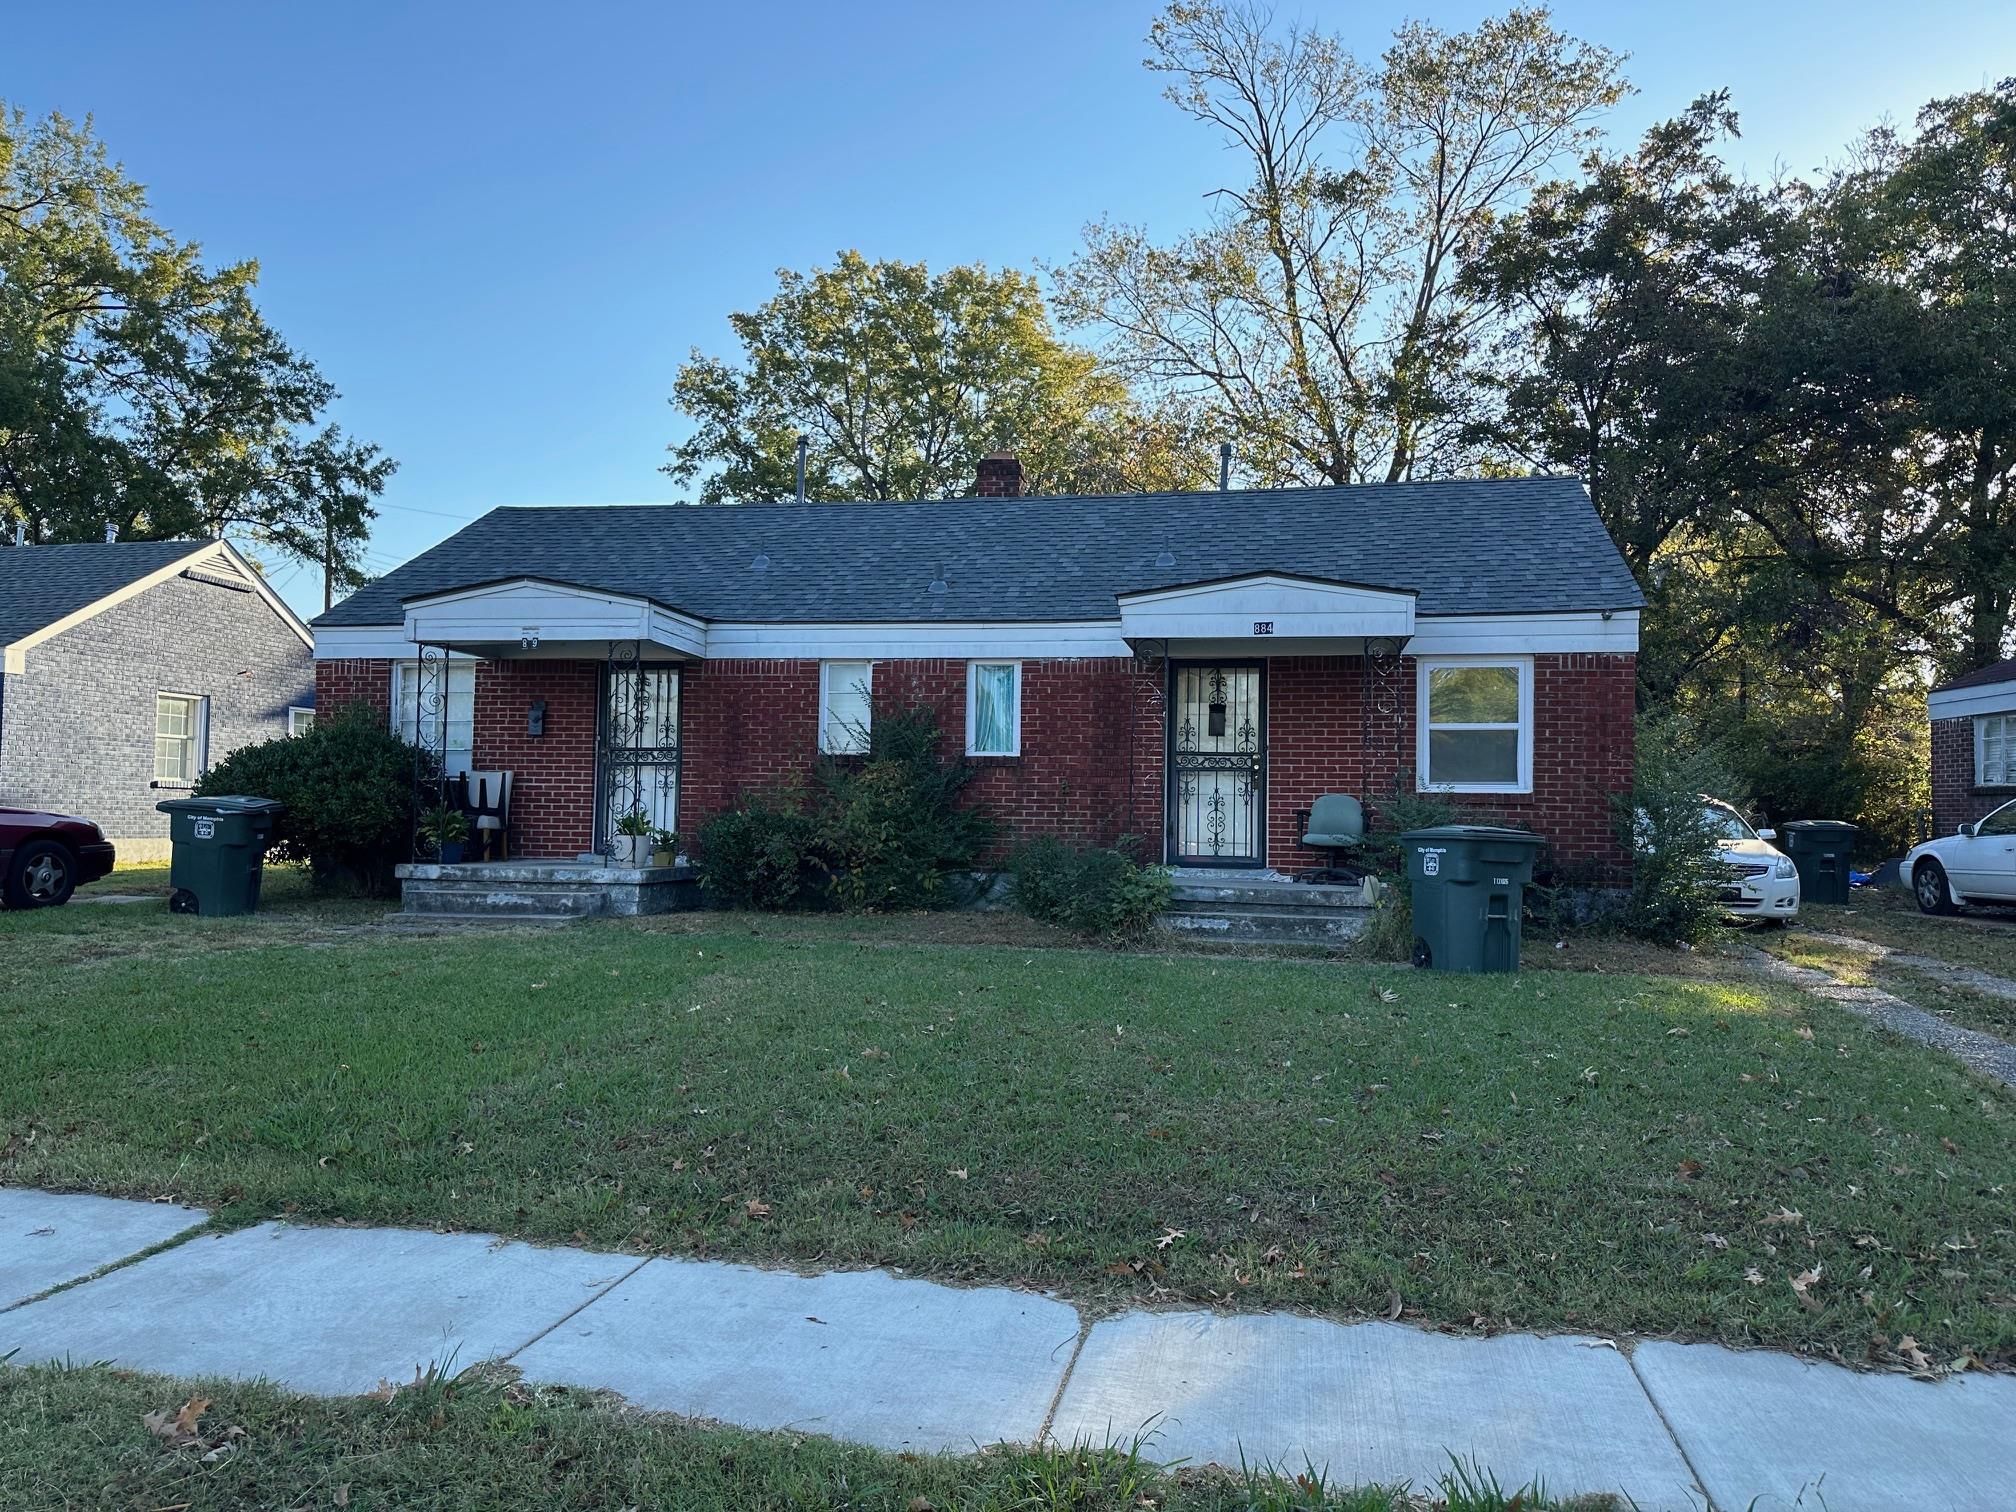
[393, 860, 703, 925]
[1158, 869, 1372, 946]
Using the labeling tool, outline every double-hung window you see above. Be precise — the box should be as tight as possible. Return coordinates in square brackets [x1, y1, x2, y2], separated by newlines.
[966, 662, 1021, 756]
[287, 707, 315, 738]
[1980, 714, 2015, 787]
[154, 693, 208, 786]
[1417, 656, 1532, 793]
[819, 661, 873, 755]
[391, 659, 476, 775]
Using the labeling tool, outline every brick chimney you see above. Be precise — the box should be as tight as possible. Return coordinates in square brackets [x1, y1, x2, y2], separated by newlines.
[975, 452, 1025, 497]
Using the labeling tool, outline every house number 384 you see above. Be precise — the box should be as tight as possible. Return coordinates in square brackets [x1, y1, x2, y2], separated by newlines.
[1252, 620, 1274, 635]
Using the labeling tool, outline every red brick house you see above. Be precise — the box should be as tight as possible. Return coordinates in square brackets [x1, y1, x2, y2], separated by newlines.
[1929, 658, 2016, 836]
[311, 467, 1643, 878]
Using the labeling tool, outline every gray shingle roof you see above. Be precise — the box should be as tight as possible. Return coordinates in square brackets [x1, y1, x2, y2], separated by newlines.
[0, 540, 210, 645]
[1934, 658, 2016, 694]
[315, 477, 1643, 628]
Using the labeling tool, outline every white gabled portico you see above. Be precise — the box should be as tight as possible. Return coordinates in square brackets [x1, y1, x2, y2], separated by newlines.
[400, 577, 707, 660]
[1116, 572, 1416, 656]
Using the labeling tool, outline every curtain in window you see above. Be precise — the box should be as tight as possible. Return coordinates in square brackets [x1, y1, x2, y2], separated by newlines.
[972, 663, 1015, 754]
[1983, 715, 2013, 786]
[822, 663, 872, 754]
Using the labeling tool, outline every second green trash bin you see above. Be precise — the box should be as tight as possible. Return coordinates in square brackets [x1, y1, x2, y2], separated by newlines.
[1399, 824, 1545, 973]
[1779, 820, 1858, 906]
[155, 795, 286, 916]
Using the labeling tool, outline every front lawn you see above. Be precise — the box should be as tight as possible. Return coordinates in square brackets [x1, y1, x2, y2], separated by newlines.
[1801, 892, 2016, 977]
[3, 904, 2013, 1363]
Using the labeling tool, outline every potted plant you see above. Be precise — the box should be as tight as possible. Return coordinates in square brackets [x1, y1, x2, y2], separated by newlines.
[611, 810, 654, 866]
[650, 828, 679, 868]
[419, 804, 471, 865]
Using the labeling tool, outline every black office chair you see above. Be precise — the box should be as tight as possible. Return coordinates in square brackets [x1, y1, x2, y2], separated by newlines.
[1295, 794, 1367, 884]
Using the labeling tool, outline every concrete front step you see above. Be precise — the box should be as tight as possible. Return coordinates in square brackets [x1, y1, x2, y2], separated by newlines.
[1157, 908, 1367, 945]
[402, 884, 609, 918]
[380, 912, 581, 930]
[393, 861, 703, 921]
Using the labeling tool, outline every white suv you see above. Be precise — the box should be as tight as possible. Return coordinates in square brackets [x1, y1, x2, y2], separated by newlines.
[1706, 800, 1801, 923]
[1905, 799, 2016, 913]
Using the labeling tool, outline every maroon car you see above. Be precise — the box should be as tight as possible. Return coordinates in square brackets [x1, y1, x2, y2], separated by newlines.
[0, 806, 116, 909]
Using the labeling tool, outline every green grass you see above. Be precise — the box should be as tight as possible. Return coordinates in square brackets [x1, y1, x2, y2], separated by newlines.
[3, 900, 2014, 1364]
[1763, 927, 2016, 1042]
[1800, 894, 2016, 977]
[0, 1362, 1618, 1512]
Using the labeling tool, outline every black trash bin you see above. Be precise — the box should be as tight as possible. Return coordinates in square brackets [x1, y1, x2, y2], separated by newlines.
[1399, 825, 1545, 973]
[1779, 820, 1858, 906]
[155, 796, 286, 916]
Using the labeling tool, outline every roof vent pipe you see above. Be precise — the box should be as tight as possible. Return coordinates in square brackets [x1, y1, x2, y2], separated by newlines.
[1218, 441, 1233, 492]
[104, 521, 118, 543]
[11, 520, 23, 547]
[795, 434, 808, 504]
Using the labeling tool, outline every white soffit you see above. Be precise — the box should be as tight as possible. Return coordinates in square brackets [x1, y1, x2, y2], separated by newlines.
[1118, 573, 1416, 643]
[1929, 678, 2016, 721]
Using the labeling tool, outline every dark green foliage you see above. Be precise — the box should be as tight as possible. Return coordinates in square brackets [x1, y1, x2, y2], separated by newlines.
[1359, 773, 1462, 876]
[1009, 834, 1174, 938]
[1612, 716, 1741, 945]
[697, 705, 996, 913]
[194, 705, 435, 895]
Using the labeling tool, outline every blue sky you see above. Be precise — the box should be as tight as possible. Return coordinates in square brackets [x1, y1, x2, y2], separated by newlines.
[11, 0, 2015, 617]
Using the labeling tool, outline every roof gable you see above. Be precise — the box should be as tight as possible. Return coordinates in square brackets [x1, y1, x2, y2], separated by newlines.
[0, 540, 311, 660]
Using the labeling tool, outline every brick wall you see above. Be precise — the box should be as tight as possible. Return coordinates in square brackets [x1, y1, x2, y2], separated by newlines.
[1, 570, 313, 854]
[313, 649, 1637, 871]
[1931, 713, 2016, 835]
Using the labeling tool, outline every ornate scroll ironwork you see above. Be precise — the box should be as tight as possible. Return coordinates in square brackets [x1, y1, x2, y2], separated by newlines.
[598, 641, 681, 852]
[1170, 663, 1263, 862]
[409, 643, 452, 860]
[1361, 635, 1405, 785]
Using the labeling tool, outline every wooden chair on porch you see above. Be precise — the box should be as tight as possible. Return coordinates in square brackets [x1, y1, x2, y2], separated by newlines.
[464, 769, 513, 861]
[1294, 794, 1367, 884]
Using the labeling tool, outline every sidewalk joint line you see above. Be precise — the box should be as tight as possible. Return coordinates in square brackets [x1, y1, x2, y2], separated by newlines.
[1625, 1347, 1718, 1512]
[500, 1253, 655, 1364]
[1035, 1314, 1092, 1445]
[0, 1216, 213, 1316]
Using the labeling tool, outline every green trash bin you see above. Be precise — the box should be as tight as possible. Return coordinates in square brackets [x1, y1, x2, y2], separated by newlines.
[155, 796, 286, 916]
[1779, 820, 1858, 906]
[1399, 824, 1545, 973]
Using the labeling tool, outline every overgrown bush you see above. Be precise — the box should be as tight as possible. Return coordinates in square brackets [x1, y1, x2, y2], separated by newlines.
[1613, 714, 1743, 945]
[694, 793, 828, 910]
[195, 704, 437, 895]
[1009, 834, 1174, 938]
[1354, 877, 1415, 961]
[1358, 772, 1463, 876]
[696, 704, 997, 912]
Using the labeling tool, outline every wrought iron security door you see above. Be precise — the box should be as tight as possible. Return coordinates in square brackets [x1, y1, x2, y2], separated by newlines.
[599, 648, 681, 848]
[1168, 663, 1265, 866]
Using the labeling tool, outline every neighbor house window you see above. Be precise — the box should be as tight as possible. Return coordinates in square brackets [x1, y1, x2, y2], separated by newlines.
[819, 661, 873, 755]
[1417, 656, 1532, 793]
[154, 693, 208, 785]
[1980, 714, 2015, 787]
[391, 659, 476, 775]
[287, 707, 315, 738]
[966, 662, 1021, 756]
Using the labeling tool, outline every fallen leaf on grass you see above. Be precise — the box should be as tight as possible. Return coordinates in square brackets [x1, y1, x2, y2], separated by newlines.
[142, 1395, 210, 1446]
[744, 1199, 771, 1220]
[1665, 1027, 1690, 1038]
[1675, 1159, 1704, 1181]
[334, 1485, 351, 1508]
[1895, 1334, 1935, 1376]
[1702, 1232, 1729, 1250]
[1384, 1289, 1404, 1321]
[1154, 1227, 1186, 1250]
[946, 1167, 968, 1180]
[1790, 1265, 1824, 1312]
[1743, 1267, 1766, 1286]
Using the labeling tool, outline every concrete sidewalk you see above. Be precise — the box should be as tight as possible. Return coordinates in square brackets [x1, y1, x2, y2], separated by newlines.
[3, 1190, 2010, 1511]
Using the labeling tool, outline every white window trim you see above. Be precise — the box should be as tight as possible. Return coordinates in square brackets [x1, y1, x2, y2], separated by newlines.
[965, 660, 1022, 757]
[1416, 655, 1534, 795]
[286, 706, 315, 738]
[154, 692, 210, 787]
[1979, 713, 2015, 787]
[819, 660, 874, 756]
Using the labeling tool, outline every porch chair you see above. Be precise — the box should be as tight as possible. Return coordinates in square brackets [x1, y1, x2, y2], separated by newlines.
[1294, 794, 1367, 884]
[464, 769, 514, 861]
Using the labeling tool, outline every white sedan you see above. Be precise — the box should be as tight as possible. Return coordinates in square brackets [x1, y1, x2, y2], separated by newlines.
[1906, 799, 2016, 913]
[1705, 800, 1801, 922]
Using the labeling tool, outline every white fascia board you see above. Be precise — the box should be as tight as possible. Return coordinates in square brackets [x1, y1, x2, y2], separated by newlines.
[1118, 574, 1416, 642]
[704, 620, 1131, 660]
[1407, 610, 1638, 655]
[1929, 679, 2016, 721]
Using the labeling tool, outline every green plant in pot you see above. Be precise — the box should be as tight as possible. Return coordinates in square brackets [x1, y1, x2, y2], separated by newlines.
[611, 810, 655, 867]
[418, 804, 471, 865]
[650, 828, 680, 867]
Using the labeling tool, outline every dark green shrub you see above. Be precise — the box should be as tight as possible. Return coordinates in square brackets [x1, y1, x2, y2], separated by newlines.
[1359, 773, 1463, 876]
[1009, 834, 1173, 938]
[694, 794, 828, 910]
[195, 704, 438, 895]
[817, 705, 998, 910]
[1613, 714, 1743, 945]
[697, 705, 997, 912]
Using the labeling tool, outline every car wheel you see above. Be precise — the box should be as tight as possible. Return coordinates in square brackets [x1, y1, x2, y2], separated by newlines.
[3, 840, 77, 909]
[1913, 859, 1957, 916]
